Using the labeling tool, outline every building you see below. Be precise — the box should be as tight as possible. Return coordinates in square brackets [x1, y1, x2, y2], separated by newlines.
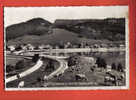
[8, 45, 15, 52]
[27, 44, 35, 50]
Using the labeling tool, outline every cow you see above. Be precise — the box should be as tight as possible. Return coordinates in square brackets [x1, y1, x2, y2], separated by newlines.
[104, 72, 117, 85]
[75, 74, 88, 81]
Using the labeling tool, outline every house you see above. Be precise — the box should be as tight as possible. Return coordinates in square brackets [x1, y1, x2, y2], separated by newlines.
[93, 44, 100, 48]
[89, 45, 94, 48]
[80, 42, 84, 48]
[38, 44, 45, 50]
[27, 44, 35, 50]
[64, 44, 68, 49]
[65, 42, 72, 48]
[108, 43, 114, 48]
[72, 45, 79, 48]
[119, 44, 125, 48]
[100, 43, 108, 48]
[55, 45, 59, 49]
[8, 45, 15, 52]
[80, 26, 85, 29]
[21, 44, 28, 51]
[85, 45, 90, 48]
[45, 44, 53, 49]
[106, 65, 112, 72]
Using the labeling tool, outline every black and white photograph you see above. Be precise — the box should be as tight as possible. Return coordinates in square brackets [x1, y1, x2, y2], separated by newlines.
[4, 6, 129, 90]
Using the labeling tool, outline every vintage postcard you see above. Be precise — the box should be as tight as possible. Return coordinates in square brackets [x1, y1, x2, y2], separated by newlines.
[4, 6, 129, 90]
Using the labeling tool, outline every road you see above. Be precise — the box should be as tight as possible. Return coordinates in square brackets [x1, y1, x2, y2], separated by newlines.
[41, 55, 68, 80]
[5, 59, 43, 83]
[44, 59, 68, 80]
[6, 55, 68, 84]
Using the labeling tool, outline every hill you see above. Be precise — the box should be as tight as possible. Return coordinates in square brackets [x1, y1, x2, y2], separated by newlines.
[53, 18, 125, 41]
[7, 28, 121, 46]
[7, 28, 80, 46]
[6, 18, 125, 45]
[6, 18, 52, 41]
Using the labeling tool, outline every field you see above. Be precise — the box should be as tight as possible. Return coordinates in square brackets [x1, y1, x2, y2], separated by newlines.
[45, 53, 125, 87]
[6, 56, 60, 88]
[89, 52, 125, 67]
[6, 55, 24, 66]
[5, 51, 126, 88]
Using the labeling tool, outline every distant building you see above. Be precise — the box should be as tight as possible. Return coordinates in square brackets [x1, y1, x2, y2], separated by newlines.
[107, 65, 112, 72]
[65, 42, 72, 48]
[119, 44, 125, 48]
[89, 45, 94, 48]
[55, 45, 59, 56]
[38, 44, 53, 50]
[72, 45, 79, 48]
[80, 42, 84, 48]
[93, 44, 99, 48]
[38, 44, 45, 50]
[8, 45, 15, 51]
[27, 44, 35, 50]
[55, 45, 59, 49]
[85, 45, 90, 48]
[109, 43, 114, 48]
[100, 44, 108, 48]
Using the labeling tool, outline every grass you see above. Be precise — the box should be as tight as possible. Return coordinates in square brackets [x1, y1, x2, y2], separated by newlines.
[45, 55, 125, 87]
[7, 28, 124, 46]
[6, 55, 24, 66]
[89, 52, 125, 67]
[6, 52, 126, 88]
[6, 58, 60, 88]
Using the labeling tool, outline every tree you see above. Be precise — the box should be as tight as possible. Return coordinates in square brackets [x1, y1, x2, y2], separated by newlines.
[48, 60, 55, 70]
[45, 59, 55, 71]
[101, 58, 107, 69]
[96, 57, 107, 69]
[68, 55, 79, 67]
[37, 77, 42, 82]
[117, 63, 123, 72]
[111, 63, 116, 70]
[32, 54, 39, 63]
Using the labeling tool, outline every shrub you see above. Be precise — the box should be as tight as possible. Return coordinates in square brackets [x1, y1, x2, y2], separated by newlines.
[15, 60, 25, 70]
[46, 60, 55, 71]
[67, 55, 79, 67]
[6, 65, 15, 73]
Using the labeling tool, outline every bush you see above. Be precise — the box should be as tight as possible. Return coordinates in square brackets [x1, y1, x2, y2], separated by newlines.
[45, 60, 55, 71]
[6, 65, 15, 73]
[15, 60, 25, 70]
[15, 46, 22, 51]
[37, 77, 42, 82]
[67, 55, 79, 67]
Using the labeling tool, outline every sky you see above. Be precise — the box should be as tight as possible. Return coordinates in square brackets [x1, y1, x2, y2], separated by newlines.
[4, 6, 128, 27]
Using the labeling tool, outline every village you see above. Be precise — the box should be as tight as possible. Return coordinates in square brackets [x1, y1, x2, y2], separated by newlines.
[6, 42, 125, 56]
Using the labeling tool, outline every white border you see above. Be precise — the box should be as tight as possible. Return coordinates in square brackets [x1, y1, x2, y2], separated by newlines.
[4, 6, 129, 91]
